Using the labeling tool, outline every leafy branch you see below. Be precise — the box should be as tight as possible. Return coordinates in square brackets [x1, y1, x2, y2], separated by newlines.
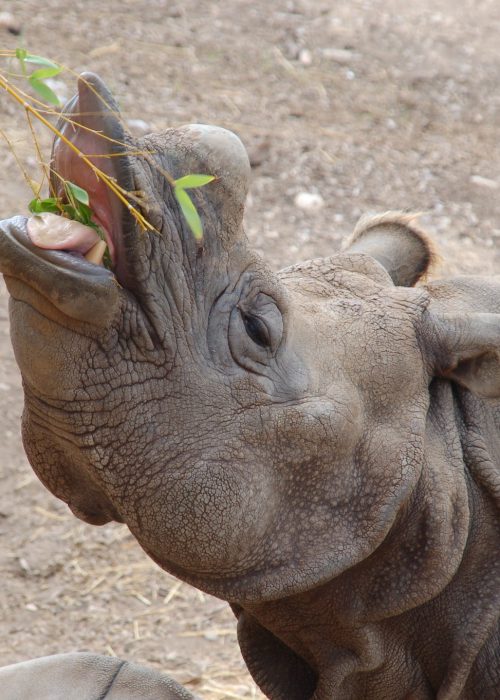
[0, 49, 215, 243]
[16, 49, 62, 106]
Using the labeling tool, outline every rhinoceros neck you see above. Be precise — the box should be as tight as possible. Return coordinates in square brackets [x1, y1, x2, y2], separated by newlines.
[434, 383, 500, 697]
[240, 380, 500, 699]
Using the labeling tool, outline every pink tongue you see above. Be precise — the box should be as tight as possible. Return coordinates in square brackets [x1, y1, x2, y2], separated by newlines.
[27, 213, 100, 254]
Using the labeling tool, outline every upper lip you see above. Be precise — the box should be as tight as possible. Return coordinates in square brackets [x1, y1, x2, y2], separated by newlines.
[49, 72, 137, 287]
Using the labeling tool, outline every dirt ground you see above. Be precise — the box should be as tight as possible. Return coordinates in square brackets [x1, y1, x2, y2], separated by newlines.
[0, 1, 499, 698]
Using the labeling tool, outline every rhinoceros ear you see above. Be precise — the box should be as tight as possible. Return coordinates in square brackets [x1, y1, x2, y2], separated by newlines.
[343, 212, 437, 286]
[422, 311, 500, 398]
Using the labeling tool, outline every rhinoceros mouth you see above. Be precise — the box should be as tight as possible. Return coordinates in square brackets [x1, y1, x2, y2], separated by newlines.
[0, 73, 139, 323]
[4, 72, 137, 284]
[0, 216, 120, 326]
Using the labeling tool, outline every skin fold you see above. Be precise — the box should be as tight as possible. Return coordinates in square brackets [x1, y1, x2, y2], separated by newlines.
[0, 74, 499, 699]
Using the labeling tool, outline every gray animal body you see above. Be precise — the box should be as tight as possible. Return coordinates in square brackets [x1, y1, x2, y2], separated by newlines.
[0, 653, 195, 699]
[0, 74, 499, 699]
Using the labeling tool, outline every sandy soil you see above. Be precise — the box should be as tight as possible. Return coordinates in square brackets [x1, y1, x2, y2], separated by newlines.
[0, 1, 499, 697]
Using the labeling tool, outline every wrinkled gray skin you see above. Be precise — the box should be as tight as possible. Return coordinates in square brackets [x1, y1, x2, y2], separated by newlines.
[0, 653, 195, 699]
[1, 74, 500, 699]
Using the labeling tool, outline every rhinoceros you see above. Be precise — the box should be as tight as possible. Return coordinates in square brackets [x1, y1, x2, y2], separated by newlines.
[0, 653, 196, 699]
[1, 73, 499, 699]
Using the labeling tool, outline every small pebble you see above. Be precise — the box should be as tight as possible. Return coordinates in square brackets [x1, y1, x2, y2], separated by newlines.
[298, 49, 313, 66]
[248, 138, 271, 167]
[0, 11, 22, 35]
[322, 47, 358, 65]
[294, 192, 325, 210]
[470, 175, 498, 190]
[25, 603, 38, 612]
[18, 558, 30, 573]
[127, 119, 151, 133]
[204, 631, 219, 641]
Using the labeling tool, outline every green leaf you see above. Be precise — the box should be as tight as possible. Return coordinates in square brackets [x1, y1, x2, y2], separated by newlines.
[174, 174, 215, 190]
[62, 182, 95, 226]
[16, 48, 27, 76]
[30, 66, 63, 81]
[28, 77, 60, 106]
[64, 181, 90, 206]
[174, 187, 203, 240]
[28, 197, 60, 214]
[79, 204, 93, 225]
[23, 54, 61, 69]
[173, 174, 213, 238]
[75, 203, 93, 226]
[62, 204, 91, 226]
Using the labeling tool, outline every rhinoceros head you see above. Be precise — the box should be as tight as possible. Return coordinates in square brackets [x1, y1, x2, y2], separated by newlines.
[2, 74, 499, 605]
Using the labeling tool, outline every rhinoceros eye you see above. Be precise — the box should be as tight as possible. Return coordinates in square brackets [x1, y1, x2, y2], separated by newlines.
[224, 293, 283, 370]
[240, 310, 270, 349]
